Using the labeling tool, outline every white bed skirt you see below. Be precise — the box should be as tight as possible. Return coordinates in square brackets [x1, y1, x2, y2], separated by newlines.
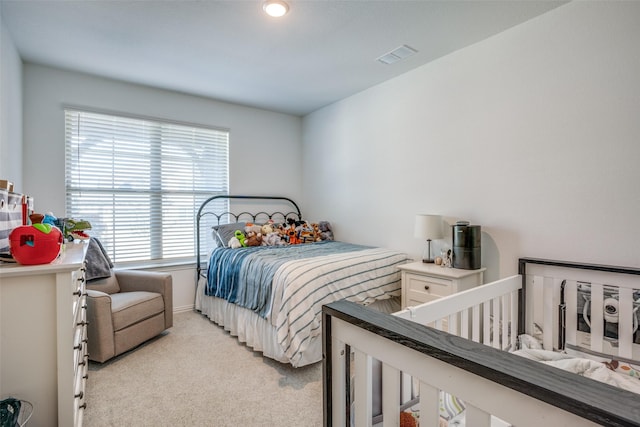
[195, 277, 400, 367]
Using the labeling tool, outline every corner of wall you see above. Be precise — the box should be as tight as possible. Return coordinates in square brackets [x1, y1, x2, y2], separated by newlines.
[0, 10, 24, 191]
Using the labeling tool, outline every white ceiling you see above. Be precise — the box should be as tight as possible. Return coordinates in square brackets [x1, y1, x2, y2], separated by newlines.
[1, 0, 567, 116]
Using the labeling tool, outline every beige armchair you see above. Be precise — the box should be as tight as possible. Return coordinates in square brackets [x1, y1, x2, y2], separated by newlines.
[86, 270, 173, 363]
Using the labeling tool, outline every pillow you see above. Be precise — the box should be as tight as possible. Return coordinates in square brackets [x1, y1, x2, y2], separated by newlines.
[212, 222, 246, 248]
[86, 274, 120, 294]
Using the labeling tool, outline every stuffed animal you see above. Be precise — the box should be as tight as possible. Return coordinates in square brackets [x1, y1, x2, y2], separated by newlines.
[245, 223, 262, 235]
[228, 235, 242, 249]
[277, 223, 289, 243]
[311, 223, 323, 242]
[263, 231, 283, 246]
[297, 221, 315, 243]
[261, 223, 274, 235]
[234, 230, 246, 247]
[287, 224, 300, 244]
[318, 221, 334, 241]
[399, 412, 418, 427]
[245, 231, 263, 247]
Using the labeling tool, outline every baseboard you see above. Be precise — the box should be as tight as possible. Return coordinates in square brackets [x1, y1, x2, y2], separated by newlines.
[174, 304, 194, 313]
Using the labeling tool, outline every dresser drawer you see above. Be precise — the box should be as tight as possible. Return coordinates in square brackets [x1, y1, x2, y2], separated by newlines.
[71, 267, 86, 321]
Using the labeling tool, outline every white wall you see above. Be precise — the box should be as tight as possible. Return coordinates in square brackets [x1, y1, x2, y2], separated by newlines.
[0, 7, 23, 190]
[22, 64, 303, 309]
[302, 1, 640, 282]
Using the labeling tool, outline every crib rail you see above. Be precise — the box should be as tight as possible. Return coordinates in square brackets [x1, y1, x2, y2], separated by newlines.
[520, 258, 640, 364]
[395, 275, 521, 350]
[323, 299, 640, 427]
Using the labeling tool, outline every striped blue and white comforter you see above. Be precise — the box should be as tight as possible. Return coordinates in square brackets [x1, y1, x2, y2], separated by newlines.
[206, 241, 410, 364]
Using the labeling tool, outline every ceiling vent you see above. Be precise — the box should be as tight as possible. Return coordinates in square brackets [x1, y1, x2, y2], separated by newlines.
[376, 44, 418, 65]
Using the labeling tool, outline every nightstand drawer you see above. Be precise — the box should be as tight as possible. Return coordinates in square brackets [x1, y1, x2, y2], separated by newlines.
[399, 262, 485, 310]
[406, 294, 440, 308]
[405, 273, 452, 299]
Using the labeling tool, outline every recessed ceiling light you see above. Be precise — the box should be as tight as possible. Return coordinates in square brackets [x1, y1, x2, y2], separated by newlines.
[263, 0, 289, 18]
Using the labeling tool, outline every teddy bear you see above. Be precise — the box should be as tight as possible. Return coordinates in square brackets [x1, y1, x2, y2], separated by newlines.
[318, 221, 334, 241]
[261, 223, 274, 236]
[244, 231, 263, 247]
[244, 223, 262, 235]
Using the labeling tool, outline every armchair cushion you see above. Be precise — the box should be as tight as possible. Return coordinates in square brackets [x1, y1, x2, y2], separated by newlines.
[110, 291, 164, 331]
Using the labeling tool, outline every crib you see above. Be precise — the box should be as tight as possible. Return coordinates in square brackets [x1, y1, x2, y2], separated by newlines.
[323, 258, 640, 427]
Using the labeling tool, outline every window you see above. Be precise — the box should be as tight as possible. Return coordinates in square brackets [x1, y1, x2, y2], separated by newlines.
[65, 109, 229, 263]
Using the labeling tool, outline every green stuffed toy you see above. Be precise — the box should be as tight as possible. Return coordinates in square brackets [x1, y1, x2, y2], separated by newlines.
[235, 230, 246, 247]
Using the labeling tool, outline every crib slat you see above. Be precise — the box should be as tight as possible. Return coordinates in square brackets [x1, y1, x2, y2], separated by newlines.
[354, 349, 373, 427]
[492, 297, 500, 349]
[472, 305, 480, 343]
[382, 363, 400, 427]
[565, 280, 578, 348]
[461, 308, 469, 340]
[483, 300, 491, 346]
[524, 274, 537, 339]
[331, 337, 347, 427]
[617, 287, 635, 359]
[418, 382, 439, 427]
[510, 289, 518, 350]
[448, 313, 458, 336]
[501, 294, 509, 350]
[465, 403, 491, 427]
[590, 283, 604, 353]
[542, 277, 554, 351]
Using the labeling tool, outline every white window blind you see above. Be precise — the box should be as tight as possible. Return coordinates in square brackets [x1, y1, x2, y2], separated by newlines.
[65, 109, 229, 263]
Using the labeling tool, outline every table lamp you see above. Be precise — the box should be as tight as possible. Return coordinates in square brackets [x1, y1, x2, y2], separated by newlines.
[414, 214, 443, 263]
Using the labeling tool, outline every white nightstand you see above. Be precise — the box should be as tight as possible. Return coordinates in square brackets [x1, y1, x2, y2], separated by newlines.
[398, 262, 486, 309]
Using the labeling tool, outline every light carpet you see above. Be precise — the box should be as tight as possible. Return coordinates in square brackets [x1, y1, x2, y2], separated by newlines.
[84, 310, 323, 426]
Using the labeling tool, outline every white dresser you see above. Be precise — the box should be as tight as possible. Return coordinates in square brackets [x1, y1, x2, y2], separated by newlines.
[0, 242, 89, 427]
[398, 261, 486, 309]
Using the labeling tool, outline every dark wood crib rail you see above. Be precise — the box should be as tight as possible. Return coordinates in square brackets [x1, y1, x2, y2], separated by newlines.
[322, 299, 640, 427]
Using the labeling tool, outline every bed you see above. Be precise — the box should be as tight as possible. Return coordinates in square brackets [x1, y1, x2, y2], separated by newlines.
[195, 195, 411, 367]
[323, 257, 640, 426]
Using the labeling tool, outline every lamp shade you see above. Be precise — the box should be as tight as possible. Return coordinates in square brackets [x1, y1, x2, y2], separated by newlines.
[414, 214, 443, 240]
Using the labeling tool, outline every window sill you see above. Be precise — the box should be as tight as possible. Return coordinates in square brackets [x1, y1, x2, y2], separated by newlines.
[114, 257, 197, 271]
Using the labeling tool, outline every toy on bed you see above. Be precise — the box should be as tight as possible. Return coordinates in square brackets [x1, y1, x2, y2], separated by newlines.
[317, 220, 334, 241]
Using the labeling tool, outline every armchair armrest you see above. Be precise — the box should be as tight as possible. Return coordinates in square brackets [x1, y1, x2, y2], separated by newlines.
[86, 289, 116, 363]
[114, 270, 173, 328]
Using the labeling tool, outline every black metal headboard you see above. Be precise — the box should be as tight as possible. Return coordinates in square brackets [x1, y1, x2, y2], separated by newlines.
[195, 195, 302, 281]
